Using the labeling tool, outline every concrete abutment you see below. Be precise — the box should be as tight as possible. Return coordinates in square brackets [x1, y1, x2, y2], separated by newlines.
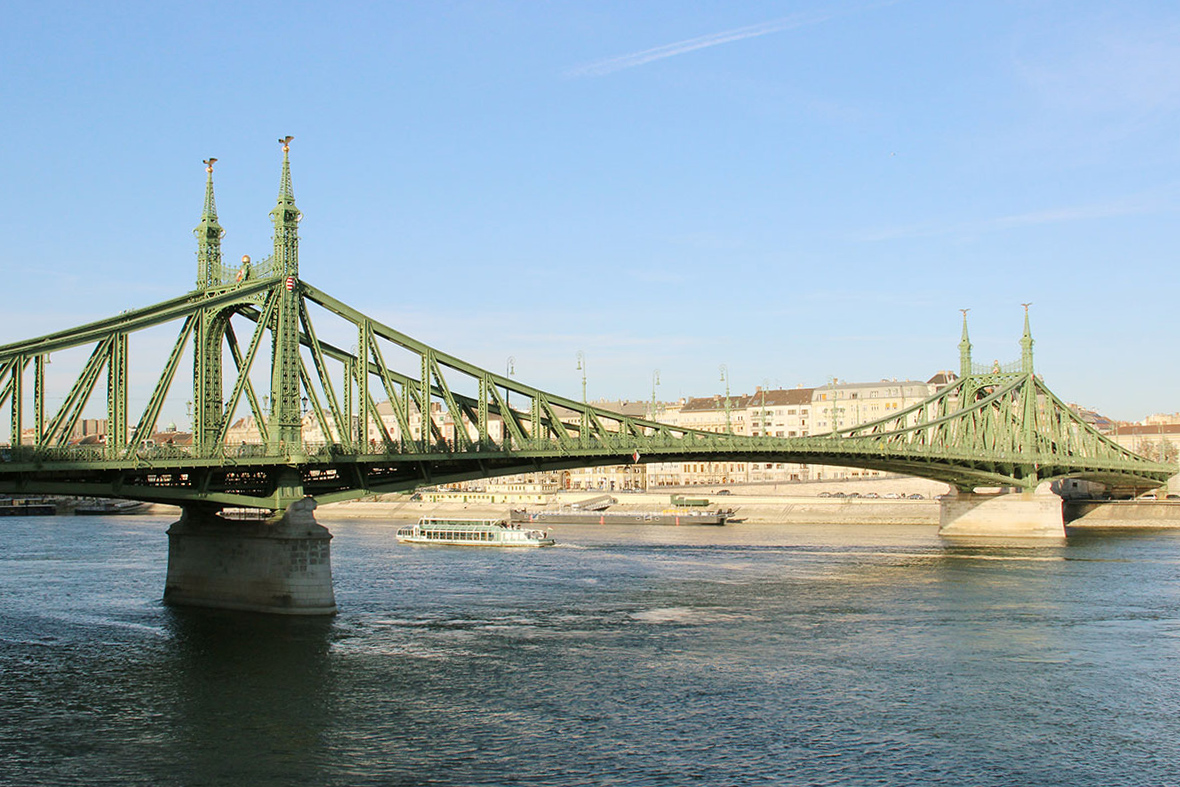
[938, 486, 1066, 538]
[164, 497, 336, 615]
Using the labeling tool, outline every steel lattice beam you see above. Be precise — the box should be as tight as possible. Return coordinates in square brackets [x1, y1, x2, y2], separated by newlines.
[0, 151, 1171, 511]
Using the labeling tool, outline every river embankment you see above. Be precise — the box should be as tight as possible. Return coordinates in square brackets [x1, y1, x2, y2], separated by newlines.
[106, 478, 1180, 528]
[316, 496, 944, 526]
[1065, 499, 1180, 528]
[316, 478, 952, 526]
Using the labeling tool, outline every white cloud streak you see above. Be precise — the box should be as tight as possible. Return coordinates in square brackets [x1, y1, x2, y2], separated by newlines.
[566, 11, 839, 78]
[858, 194, 1174, 243]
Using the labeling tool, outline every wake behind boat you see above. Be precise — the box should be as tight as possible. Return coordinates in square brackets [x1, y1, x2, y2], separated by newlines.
[396, 516, 555, 547]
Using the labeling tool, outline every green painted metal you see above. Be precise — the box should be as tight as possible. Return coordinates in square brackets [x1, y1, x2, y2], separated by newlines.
[958, 309, 972, 380]
[194, 159, 226, 457]
[268, 137, 303, 454]
[1020, 303, 1035, 374]
[7, 358, 23, 449]
[0, 149, 1171, 511]
[106, 332, 128, 460]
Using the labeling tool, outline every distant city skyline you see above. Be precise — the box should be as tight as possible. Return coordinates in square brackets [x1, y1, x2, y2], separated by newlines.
[2, 2, 1178, 421]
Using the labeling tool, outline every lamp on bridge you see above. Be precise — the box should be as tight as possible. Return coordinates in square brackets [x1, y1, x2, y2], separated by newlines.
[719, 364, 732, 435]
[506, 356, 515, 410]
[827, 377, 845, 436]
[576, 351, 587, 404]
[758, 377, 770, 437]
[650, 369, 660, 420]
[576, 350, 588, 447]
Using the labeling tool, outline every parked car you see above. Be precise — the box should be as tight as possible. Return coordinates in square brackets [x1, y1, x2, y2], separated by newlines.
[717, 489, 731, 495]
[863, 492, 879, 499]
[818, 491, 832, 498]
[907, 494, 924, 500]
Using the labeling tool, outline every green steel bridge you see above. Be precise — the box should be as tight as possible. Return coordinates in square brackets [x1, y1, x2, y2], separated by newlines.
[0, 143, 1172, 514]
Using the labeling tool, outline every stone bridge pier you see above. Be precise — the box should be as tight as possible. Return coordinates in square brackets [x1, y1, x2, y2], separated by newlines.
[938, 485, 1066, 538]
[163, 497, 337, 615]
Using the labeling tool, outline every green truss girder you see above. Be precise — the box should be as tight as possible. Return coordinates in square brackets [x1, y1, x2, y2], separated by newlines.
[0, 276, 1172, 509]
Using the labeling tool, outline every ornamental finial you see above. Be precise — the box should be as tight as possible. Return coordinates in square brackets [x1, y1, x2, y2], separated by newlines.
[279, 135, 294, 152]
[195, 157, 223, 288]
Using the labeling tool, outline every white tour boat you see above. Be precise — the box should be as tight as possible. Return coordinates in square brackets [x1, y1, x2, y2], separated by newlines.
[396, 516, 555, 547]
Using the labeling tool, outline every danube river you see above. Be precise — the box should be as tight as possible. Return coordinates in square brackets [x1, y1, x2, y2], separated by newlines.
[2, 514, 1180, 786]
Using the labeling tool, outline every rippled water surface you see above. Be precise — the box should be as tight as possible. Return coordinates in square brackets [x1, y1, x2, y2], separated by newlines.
[3, 515, 1180, 785]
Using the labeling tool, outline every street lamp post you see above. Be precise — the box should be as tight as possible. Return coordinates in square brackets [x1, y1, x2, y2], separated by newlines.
[827, 377, 844, 482]
[576, 351, 587, 403]
[718, 364, 732, 484]
[759, 378, 769, 437]
[505, 356, 515, 412]
[576, 351, 587, 445]
[828, 377, 844, 434]
[719, 364, 732, 435]
[650, 369, 661, 420]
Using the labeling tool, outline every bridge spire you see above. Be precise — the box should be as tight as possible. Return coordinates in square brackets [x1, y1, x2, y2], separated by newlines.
[270, 136, 300, 279]
[1020, 303, 1034, 373]
[193, 158, 228, 455]
[958, 309, 972, 379]
[194, 158, 224, 289]
[269, 136, 304, 459]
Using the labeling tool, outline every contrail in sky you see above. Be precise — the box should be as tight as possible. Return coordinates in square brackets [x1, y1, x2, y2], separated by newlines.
[566, 9, 851, 77]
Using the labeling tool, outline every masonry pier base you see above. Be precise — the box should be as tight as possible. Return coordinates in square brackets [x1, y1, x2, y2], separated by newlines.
[938, 487, 1066, 538]
[164, 497, 336, 615]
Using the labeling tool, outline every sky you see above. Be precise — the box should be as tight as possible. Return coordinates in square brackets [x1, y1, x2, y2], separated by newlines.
[2, 0, 1179, 423]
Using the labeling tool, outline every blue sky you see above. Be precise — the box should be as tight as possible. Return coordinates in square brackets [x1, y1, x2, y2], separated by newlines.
[2, 1, 1179, 422]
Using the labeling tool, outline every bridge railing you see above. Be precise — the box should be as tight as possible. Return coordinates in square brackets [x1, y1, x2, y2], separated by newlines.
[0, 428, 727, 465]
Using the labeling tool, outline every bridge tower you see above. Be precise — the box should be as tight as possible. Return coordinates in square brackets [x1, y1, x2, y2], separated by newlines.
[939, 305, 1064, 538]
[165, 143, 333, 615]
[958, 309, 972, 380]
[193, 158, 228, 456]
[268, 137, 304, 455]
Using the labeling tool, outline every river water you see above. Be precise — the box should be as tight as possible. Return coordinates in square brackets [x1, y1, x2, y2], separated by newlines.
[2, 514, 1179, 786]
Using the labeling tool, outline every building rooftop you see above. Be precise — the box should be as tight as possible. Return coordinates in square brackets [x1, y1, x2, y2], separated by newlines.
[739, 388, 815, 407]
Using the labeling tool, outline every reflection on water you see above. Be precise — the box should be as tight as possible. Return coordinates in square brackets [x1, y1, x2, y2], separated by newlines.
[163, 610, 336, 786]
[2, 515, 1180, 785]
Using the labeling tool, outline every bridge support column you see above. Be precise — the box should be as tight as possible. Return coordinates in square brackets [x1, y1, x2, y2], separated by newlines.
[164, 497, 336, 615]
[938, 486, 1065, 538]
